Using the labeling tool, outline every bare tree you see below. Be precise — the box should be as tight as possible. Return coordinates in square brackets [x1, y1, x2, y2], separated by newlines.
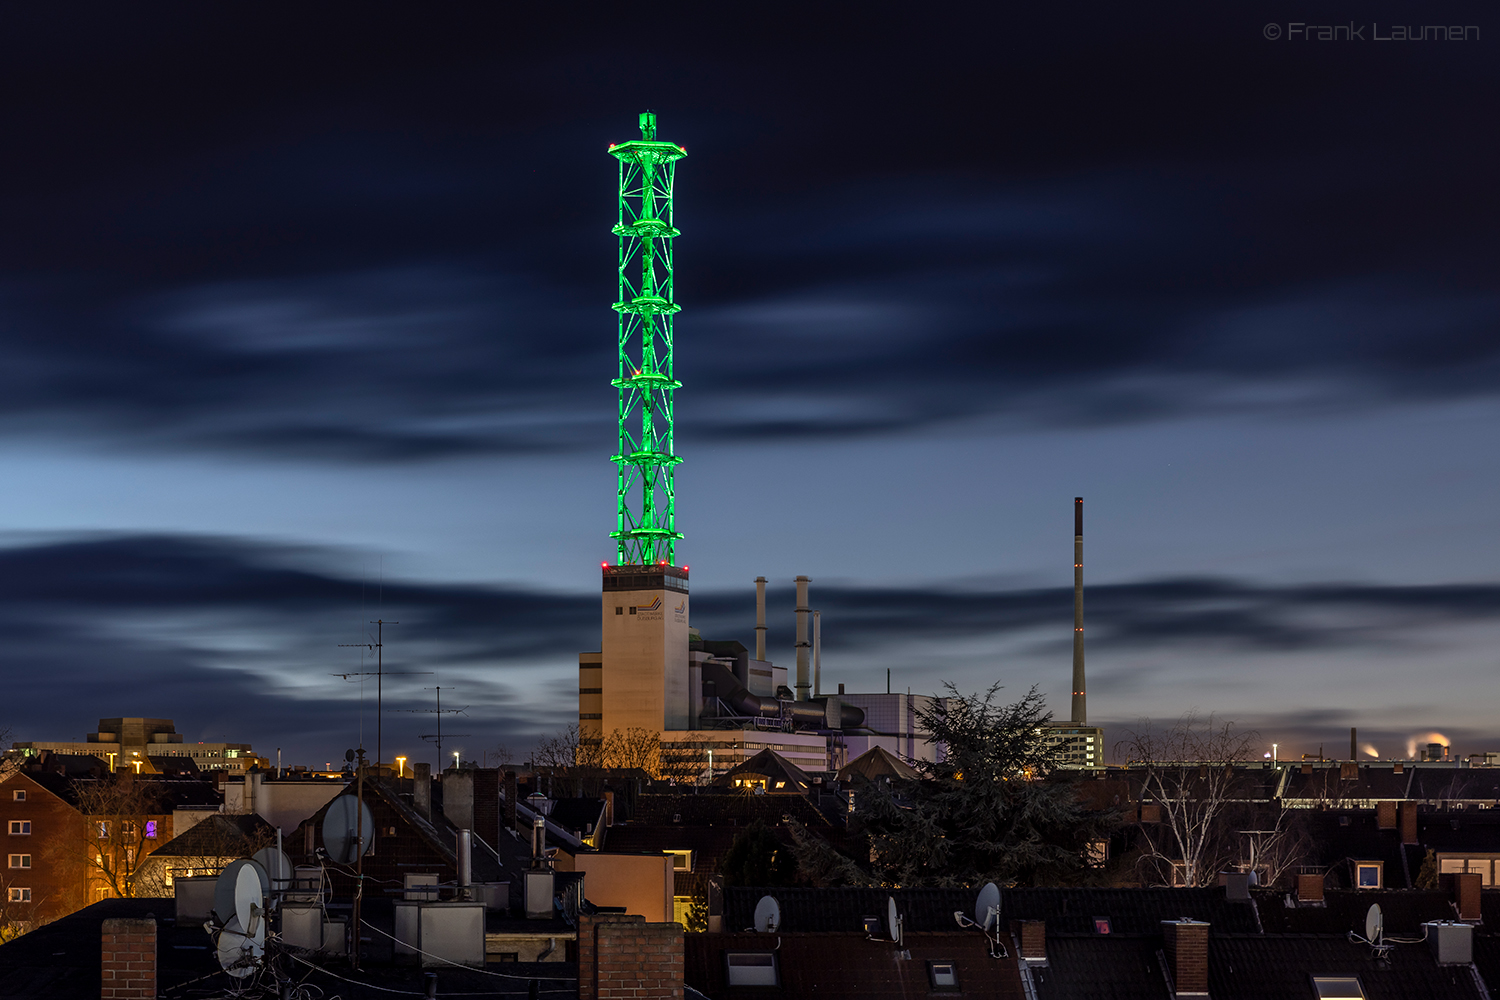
[602, 728, 662, 777]
[0, 871, 47, 942]
[1118, 713, 1266, 887]
[63, 778, 169, 900]
[533, 725, 604, 770]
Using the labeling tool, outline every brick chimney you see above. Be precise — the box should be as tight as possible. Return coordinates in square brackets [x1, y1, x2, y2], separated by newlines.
[1376, 800, 1397, 830]
[1441, 872, 1482, 920]
[1296, 873, 1325, 903]
[1162, 919, 1209, 997]
[578, 912, 683, 1000]
[504, 770, 518, 834]
[1399, 802, 1418, 845]
[473, 768, 500, 847]
[412, 762, 431, 820]
[1017, 920, 1045, 960]
[101, 917, 156, 1000]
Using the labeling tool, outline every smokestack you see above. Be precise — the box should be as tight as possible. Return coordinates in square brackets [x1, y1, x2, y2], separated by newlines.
[812, 610, 822, 697]
[754, 577, 767, 661]
[1071, 498, 1086, 726]
[457, 829, 472, 893]
[794, 576, 811, 701]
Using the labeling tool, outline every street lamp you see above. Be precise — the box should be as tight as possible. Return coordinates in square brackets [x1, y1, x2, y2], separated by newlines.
[395, 756, 407, 779]
[452, 751, 461, 771]
[1272, 743, 1278, 765]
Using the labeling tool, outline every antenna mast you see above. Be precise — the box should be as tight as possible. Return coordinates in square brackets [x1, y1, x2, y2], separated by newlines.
[608, 111, 686, 567]
[397, 686, 468, 772]
[335, 620, 429, 767]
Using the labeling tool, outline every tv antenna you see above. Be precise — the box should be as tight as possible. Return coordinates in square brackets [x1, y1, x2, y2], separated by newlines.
[335, 619, 431, 766]
[395, 685, 468, 771]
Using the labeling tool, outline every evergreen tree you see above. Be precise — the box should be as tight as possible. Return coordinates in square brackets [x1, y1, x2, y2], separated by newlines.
[721, 821, 798, 887]
[794, 684, 1117, 887]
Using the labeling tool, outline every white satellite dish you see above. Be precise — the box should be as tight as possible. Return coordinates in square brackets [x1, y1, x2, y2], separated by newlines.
[1365, 903, 1383, 945]
[321, 794, 375, 865]
[212, 859, 268, 928]
[215, 914, 266, 980]
[753, 895, 781, 933]
[887, 895, 903, 943]
[975, 882, 1001, 931]
[251, 845, 292, 894]
[234, 862, 265, 935]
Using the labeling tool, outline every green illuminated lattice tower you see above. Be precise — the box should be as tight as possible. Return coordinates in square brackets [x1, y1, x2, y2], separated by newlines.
[608, 111, 686, 566]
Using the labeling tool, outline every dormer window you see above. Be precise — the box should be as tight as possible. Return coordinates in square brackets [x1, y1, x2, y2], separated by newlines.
[1355, 862, 1383, 889]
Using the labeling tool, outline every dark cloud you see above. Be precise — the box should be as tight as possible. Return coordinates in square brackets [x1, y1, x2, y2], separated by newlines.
[0, 5, 1490, 460]
[5, 532, 1500, 762]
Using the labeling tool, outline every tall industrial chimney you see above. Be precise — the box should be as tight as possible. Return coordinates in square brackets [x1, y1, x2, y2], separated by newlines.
[755, 577, 767, 662]
[812, 610, 822, 697]
[794, 576, 811, 701]
[1071, 498, 1086, 726]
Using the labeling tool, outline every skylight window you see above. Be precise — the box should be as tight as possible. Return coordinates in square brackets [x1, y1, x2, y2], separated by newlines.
[928, 961, 959, 989]
[1312, 976, 1365, 999]
[725, 951, 778, 986]
[1355, 862, 1382, 889]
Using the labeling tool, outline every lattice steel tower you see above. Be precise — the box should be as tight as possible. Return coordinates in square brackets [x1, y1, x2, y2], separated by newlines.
[608, 111, 686, 567]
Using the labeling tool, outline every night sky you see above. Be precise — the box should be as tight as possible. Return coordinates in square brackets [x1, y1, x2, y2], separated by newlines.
[1, 4, 1495, 768]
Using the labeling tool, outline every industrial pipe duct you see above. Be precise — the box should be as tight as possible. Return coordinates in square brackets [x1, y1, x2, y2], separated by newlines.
[699, 661, 864, 730]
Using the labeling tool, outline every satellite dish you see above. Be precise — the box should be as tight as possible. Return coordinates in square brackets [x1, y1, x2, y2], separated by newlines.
[975, 882, 1001, 931]
[887, 895, 903, 943]
[234, 862, 266, 935]
[251, 846, 292, 894]
[215, 914, 265, 980]
[753, 895, 781, 933]
[212, 859, 268, 928]
[1365, 903, 1383, 945]
[322, 794, 376, 865]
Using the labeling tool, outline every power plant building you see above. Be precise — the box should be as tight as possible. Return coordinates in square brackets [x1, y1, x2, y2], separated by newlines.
[579, 114, 1081, 777]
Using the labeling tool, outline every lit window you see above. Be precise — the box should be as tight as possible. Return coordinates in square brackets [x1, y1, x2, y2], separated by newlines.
[1355, 862, 1382, 889]
[725, 952, 778, 987]
[8, 887, 30, 903]
[8, 855, 31, 869]
[928, 961, 959, 990]
[11, 790, 24, 802]
[863, 916, 881, 935]
[1093, 917, 1112, 934]
[145, 821, 157, 839]
[774, 781, 786, 789]
[665, 850, 693, 871]
[98, 822, 109, 839]
[8, 821, 30, 836]
[1312, 976, 1366, 999]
